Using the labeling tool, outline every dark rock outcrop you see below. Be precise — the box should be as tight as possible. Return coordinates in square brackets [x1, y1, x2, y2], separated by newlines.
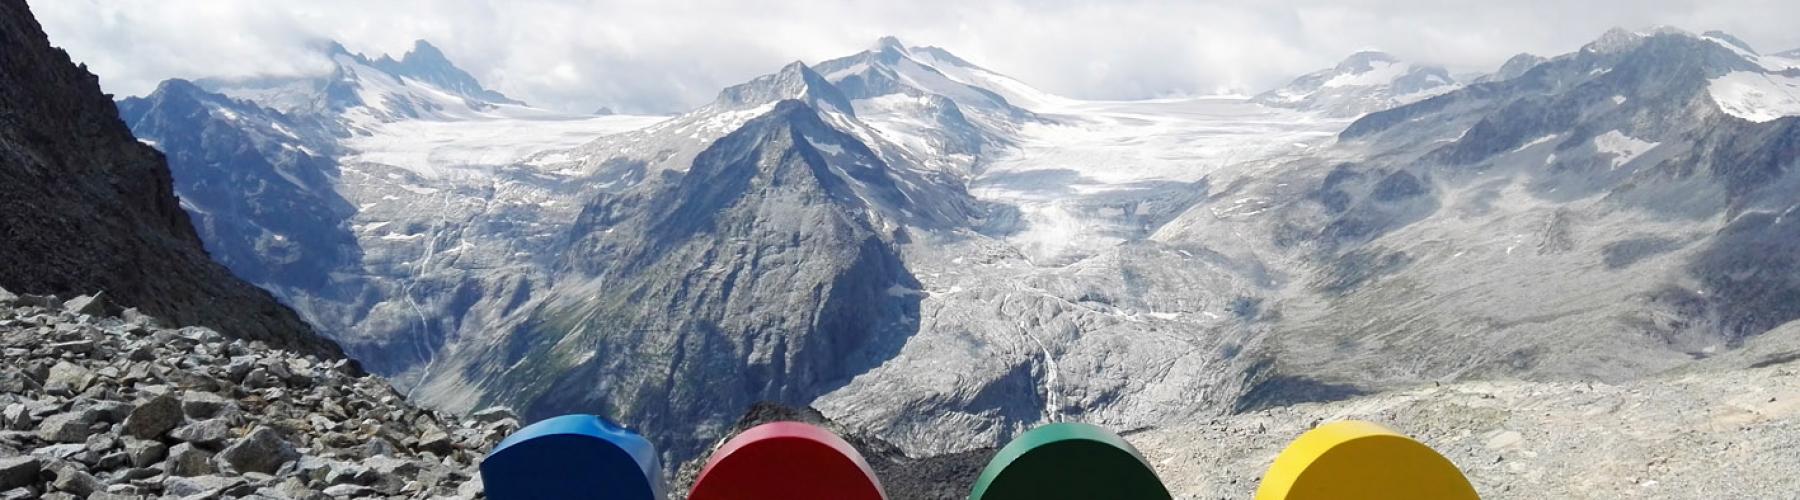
[0, 0, 346, 360]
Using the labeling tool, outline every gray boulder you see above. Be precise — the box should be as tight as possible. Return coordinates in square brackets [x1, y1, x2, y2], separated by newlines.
[61, 293, 107, 317]
[42, 361, 92, 395]
[35, 409, 97, 442]
[180, 391, 232, 419]
[161, 475, 245, 498]
[121, 393, 181, 439]
[0, 403, 31, 430]
[469, 406, 518, 425]
[171, 418, 231, 448]
[216, 426, 299, 474]
[164, 442, 215, 477]
[122, 437, 167, 467]
[0, 456, 39, 490]
[47, 463, 100, 496]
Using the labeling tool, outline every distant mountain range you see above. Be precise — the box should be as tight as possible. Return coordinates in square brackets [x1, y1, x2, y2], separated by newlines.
[113, 24, 1800, 472]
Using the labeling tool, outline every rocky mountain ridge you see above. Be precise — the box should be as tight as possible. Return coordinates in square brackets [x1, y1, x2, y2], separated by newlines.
[0, 0, 345, 361]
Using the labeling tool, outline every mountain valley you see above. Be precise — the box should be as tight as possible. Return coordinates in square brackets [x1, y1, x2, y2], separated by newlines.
[39, 6, 1800, 489]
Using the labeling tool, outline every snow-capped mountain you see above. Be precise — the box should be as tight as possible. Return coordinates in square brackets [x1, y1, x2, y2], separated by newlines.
[543, 61, 859, 181]
[406, 51, 1003, 461]
[419, 99, 942, 461]
[124, 40, 666, 378]
[369, 39, 526, 107]
[811, 36, 1040, 173]
[815, 36, 1031, 120]
[127, 38, 1007, 465]
[196, 40, 546, 133]
[122, 26, 1800, 478]
[538, 56, 984, 229]
[1253, 50, 1459, 117]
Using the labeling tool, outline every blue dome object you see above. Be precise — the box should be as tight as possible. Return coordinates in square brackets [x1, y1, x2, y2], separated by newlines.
[481, 414, 666, 500]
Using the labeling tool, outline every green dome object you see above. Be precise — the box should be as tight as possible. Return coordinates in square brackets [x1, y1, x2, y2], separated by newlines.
[968, 422, 1172, 500]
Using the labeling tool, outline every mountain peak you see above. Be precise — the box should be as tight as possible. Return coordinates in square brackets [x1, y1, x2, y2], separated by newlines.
[1584, 26, 1695, 54]
[316, 39, 357, 60]
[1335, 50, 1400, 72]
[1480, 52, 1547, 83]
[408, 39, 444, 56]
[394, 39, 455, 67]
[150, 77, 205, 96]
[363, 39, 525, 106]
[777, 60, 811, 76]
[714, 61, 854, 116]
[873, 36, 908, 54]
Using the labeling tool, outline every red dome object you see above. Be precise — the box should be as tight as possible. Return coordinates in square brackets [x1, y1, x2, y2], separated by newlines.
[688, 421, 887, 500]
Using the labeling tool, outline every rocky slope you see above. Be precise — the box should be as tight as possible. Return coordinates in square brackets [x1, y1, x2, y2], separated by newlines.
[0, 286, 506, 499]
[1135, 322, 1800, 499]
[0, 0, 344, 360]
[686, 341, 1800, 500]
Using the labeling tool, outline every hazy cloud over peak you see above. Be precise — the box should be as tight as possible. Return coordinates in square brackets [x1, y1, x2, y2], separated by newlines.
[31, 0, 1800, 114]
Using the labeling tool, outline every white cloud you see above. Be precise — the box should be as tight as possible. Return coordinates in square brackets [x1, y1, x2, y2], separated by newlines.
[28, 0, 1800, 114]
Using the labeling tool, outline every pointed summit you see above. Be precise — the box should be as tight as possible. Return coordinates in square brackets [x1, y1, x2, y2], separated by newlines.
[364, 39, 525, 106]
[872, 36, 908, 55]
[315, 39, 358, 60]
[812, 40, 1028, 117]
[197, 37, 524, 123]
[713, 61, 855, 116]
[402, 39, 449, 63]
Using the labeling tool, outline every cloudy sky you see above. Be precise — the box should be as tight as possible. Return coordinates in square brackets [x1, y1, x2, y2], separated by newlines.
[31, 0, 1800, 114]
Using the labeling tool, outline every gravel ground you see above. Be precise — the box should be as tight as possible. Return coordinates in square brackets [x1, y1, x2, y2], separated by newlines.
[1132, 360, 1800, 499]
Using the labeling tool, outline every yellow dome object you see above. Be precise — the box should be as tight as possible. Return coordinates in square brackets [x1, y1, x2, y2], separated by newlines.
[1255, 420, 1479, 500]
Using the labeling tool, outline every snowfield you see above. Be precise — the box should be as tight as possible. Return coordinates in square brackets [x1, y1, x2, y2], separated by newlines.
[342, 113, 665, 178]
[972, 97, 1347, 263]
[1709, 70, 1800, 123]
